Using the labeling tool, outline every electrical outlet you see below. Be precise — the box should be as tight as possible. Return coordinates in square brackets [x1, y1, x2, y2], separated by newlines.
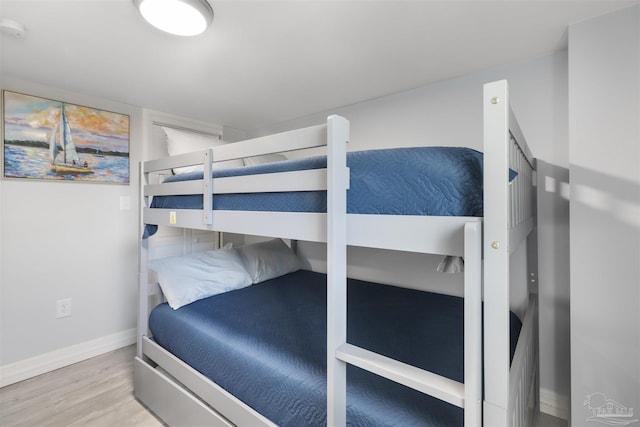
[56, 298, 72, 319]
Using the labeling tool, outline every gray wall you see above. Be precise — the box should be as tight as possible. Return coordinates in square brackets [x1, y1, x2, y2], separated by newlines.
[569, 6, 640, 426]
[0, 78, 142, 379]
[251, 52, 572, 417]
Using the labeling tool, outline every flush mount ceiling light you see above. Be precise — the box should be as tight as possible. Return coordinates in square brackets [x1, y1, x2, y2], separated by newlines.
[133, 0, 213, 36]
[0, 19, 26, 38]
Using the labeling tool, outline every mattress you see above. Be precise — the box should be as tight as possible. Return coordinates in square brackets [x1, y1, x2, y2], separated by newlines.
[144, 147, 487, 238]
[149, 270, 522, 426]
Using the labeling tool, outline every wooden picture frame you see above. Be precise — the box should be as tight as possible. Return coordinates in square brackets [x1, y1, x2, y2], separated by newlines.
[2, 90, 130, 184]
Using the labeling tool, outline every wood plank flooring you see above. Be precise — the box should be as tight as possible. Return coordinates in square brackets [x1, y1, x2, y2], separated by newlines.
[1, 344, 567, 427]
[537, 412, 568, 427]
[0, 345, 163, 427]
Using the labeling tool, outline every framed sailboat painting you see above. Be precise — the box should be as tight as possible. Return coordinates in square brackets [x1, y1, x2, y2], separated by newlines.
[2, 91, 130, 184]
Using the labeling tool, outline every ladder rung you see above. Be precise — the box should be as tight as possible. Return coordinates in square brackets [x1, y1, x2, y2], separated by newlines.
[335, 343, 465, 408]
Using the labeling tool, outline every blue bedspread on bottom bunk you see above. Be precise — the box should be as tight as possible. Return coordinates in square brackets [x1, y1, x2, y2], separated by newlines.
[149, 270, 522, 426]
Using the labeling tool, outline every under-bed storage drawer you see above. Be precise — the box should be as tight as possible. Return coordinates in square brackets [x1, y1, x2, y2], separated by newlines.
[134, 357, 233, 427]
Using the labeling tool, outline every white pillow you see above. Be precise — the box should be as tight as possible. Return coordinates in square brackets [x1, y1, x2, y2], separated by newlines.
[243, 153, 288, 166]
[236, 239, 301, 284]
[163, 126, 244, 174]
[149, 247, 252, 309]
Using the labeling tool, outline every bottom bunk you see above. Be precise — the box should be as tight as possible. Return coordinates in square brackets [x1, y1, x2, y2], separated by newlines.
[136, 269, 525, 427]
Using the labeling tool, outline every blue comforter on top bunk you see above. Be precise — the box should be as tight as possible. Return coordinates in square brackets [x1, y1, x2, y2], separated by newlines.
[143, 147, 486, 237]
[149, 270, 522, 427]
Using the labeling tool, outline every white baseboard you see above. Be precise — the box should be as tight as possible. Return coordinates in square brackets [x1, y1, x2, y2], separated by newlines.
[540, 387, 569, 420]
[0, 328, 136, 388]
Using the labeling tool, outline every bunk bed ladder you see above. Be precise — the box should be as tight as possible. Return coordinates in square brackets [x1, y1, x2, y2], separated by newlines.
[324, 115, 483, 425]
[332, 221, 482, 427]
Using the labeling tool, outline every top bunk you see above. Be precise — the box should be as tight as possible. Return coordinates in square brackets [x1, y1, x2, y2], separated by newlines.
[141, 80, 535, 258]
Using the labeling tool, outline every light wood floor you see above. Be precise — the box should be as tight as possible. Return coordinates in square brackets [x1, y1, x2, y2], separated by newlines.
[0, 345, 164, 427]
[1, 345, 567, 427]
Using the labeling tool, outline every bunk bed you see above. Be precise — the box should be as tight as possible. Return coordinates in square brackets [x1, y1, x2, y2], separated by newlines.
[136, 80, 539, 427]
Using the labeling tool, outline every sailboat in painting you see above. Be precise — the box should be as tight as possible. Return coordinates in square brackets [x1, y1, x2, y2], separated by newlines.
[49, 104, 93, 174]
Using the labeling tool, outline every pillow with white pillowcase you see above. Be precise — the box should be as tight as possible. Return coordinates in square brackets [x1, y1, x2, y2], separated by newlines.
[163, 126, 244, 174]
[236, 238, 301, 284]
[149, 246, 252, 310]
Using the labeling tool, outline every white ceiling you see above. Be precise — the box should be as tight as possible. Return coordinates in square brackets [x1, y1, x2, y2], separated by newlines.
[1, 0, 637, 131]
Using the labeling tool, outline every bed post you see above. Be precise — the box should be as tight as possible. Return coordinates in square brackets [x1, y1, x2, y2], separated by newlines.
[138, 161, 149, 359]
[483, 80, 511, 426]
[326, 114, 350, 426]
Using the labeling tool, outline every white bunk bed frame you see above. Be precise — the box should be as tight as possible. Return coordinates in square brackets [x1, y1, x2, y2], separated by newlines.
[136, 80, 539, 427]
